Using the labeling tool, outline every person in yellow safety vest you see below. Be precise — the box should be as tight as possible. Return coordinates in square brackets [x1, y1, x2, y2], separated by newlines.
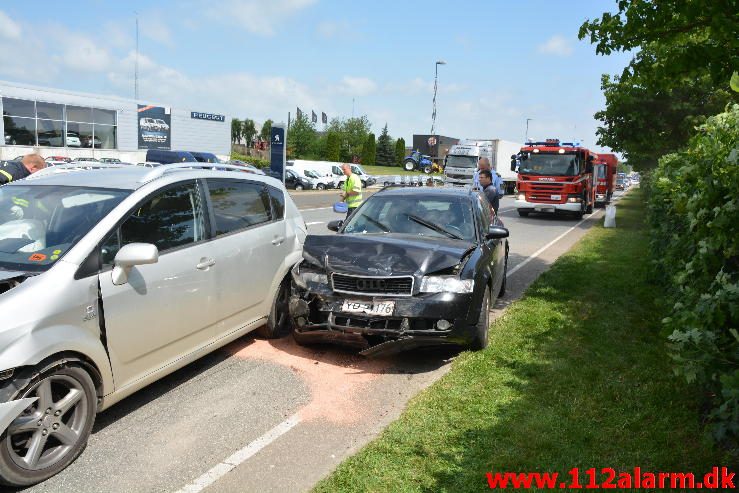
[339, 163, 362, 219]
[1, 155, 47, 219]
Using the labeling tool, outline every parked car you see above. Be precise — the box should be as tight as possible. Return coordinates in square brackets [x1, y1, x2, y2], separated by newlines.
[73, 157, 99, 162]
[341, 164, 376, 188]
[153, 119, 170, 132]
[145, 149, 196, 164]
[228, 160, 266, 175]
[189, 151, 221, 163]
[45, 156, 72, 163]
[139, 117, 159, 132]
[282, 168, 315, 190]
[80, 135, 102, 148]
[99, 158, 122, 164]
[0, 163, 305, 486]
[289, 186, 509, 356]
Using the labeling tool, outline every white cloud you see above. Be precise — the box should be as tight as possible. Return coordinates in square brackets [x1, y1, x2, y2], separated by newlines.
[140, 15, 174, 46]
[316, 20, 351, 39]
[386, 77, 466, 96]
[335, 76, 377, 97]
[0, 10, 21, 40]
[55, 33, 113, 72]
[207, 0, 317, 36]
[537, 35, 573, 56]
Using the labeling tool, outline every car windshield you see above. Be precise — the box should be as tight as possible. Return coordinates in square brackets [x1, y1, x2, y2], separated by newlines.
[518, 153, 579, 176]
[0, 185, 129, 272]
[305, 170, 320, 179]
[343, 194, 476, 241]
[445, 155, 478, 169]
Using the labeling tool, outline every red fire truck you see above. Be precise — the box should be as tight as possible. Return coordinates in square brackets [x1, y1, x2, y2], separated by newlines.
[595, 153, 618, 206]
[511, 139, 597, 218]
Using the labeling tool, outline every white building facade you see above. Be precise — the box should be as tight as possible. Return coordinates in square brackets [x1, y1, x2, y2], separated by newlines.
[0, 80, 230, 162]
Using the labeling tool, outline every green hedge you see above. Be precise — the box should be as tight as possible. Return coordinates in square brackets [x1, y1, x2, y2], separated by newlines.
[646, 104, 738, 450]
[230, 152, 270, 169]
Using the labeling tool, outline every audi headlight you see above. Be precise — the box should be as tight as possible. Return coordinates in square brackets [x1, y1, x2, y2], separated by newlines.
[302, 272, 328, 284]
[420, 276, 474, 294]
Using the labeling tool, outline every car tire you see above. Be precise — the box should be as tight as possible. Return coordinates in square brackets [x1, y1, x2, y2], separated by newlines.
[498, 247, 508, 297]
[423, 166, 432, 174]
[470, 287, 490, 350]
[0, 363, 96, 488]
[517, 209, 529, 217]
[258, 277, 291, 339]
[295, 184, 304, 191]
[316, 183, 325, 190]
[361, 180, 367, 188]
[403, 160, 416, 172]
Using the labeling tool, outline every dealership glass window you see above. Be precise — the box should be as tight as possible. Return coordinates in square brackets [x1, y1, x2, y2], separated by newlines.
[94, 125, 116, 149]
[37, 120, 65, 147]
[93, 108, 116, 125]
[67, 122, 93, 148]
[36, 102, 64, 121]
[66, 105, 93, 123]
[3, 116, 36, 146]
[2, 98, 35, 118]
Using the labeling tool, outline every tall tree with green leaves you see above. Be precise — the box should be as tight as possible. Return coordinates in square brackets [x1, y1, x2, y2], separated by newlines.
[361, 133, 376, 166]
[395, 137, 406, 167]
[242, 118, 257, 147]
[231, 118, 243, 144]
[260, 119, 273, 142]
[375, 124, 395, 166]
[325, 132, 340, 162]
[579, 0, 738, 170]
[287, 112, 317, 159]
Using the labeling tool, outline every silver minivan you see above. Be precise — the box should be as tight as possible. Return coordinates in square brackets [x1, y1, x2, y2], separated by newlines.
[0, 163, 306, 486]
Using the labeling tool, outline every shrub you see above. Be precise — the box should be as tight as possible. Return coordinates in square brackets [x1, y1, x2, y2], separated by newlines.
[646, 104, 739, 450]
[230, 152, 269, 169]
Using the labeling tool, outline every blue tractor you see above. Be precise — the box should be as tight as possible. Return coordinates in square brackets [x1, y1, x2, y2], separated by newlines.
[403, 150, 434, 173]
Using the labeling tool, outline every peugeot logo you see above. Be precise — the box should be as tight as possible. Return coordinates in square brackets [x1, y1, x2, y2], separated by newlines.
[356, 279, 387, 291]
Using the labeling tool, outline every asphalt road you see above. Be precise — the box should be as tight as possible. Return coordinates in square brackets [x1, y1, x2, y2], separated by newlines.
[23, 188, 627, 493]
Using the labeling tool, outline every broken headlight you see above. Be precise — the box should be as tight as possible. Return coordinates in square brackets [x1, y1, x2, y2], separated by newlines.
[292, 262, 328, 289]
[419, 276, 474, 294]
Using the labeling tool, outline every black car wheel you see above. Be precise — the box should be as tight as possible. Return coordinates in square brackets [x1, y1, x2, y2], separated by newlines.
[258, 277, 291, 339]
[295, 184, 304, 191]
[0, 364, 96, 488]
[498, 247, 508, 297]
[470, 287, 490, 350]
[517, 209, 529, 217]
[316, 183, 325, 190]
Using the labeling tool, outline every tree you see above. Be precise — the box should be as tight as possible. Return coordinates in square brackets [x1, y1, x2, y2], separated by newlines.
[287, 112, 316, 158]
[395, 137, 406, 167]
[325, 132, 340, 162]
[375, 124, 395, 167]
[260, 119, 273, 142]
[242, 118, 257, 147]
[361, 133, 376, 166]
[326, 116, 372, 162]
[231, 118, 243, 144]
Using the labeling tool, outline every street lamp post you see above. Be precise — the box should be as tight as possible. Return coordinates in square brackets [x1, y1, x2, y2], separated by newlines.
[430, 60, 446, 135]
[525, 118, 533, 142]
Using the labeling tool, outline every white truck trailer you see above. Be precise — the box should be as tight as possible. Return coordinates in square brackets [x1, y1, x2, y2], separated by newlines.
[443, 139, 520, 193]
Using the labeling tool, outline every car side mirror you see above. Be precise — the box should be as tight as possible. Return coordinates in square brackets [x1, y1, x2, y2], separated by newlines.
[485, 226, 509, 240]
[327, 220, 343, 232]
[112, 243, 159, 285]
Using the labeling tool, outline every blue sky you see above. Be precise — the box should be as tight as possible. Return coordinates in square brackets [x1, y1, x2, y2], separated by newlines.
[0, 0, 632, 151]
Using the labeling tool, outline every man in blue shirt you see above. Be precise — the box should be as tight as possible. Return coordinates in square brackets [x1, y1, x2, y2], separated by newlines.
[473, 157, 491, 189]
[493, 172, 505, 196]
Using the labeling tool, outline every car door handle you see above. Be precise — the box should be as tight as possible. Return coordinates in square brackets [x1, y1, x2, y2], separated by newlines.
[196, 258, 216, 270]
[271, 236, 285, 246]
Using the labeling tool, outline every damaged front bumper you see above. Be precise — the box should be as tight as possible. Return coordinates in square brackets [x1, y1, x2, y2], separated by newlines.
[289, 271, 477, 356]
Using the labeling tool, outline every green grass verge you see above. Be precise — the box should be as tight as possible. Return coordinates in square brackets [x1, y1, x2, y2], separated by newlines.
[313, 189, 729, 492]
[362, 165, 435, 176]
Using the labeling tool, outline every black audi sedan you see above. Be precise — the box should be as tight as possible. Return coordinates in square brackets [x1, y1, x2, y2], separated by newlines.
[289, 186, 509, 356]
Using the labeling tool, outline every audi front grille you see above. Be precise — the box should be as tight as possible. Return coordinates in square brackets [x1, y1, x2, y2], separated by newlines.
[331, 273, 414, 297]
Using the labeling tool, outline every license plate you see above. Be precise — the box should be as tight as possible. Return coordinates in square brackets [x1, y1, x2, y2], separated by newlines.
[341, 300, 395, 316]
[550, 194, 561, 200]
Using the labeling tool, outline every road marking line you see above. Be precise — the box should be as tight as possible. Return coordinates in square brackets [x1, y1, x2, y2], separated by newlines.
[299, 206, 332, 212]
[508, 208, 604, 277]
[306, 221, 325, 226]
[174, 414, 301, 493]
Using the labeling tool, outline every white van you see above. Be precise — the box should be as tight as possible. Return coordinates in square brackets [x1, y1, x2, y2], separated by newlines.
[287, 160, 339, 189]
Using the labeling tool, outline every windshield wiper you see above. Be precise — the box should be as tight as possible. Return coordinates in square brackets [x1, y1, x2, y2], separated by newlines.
[405, 214, 462, 240]
[359, 214, 390, 232]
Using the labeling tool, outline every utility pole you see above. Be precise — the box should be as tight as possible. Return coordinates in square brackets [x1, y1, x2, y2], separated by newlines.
[525, 118, 532, 142]
[430, 60, 446, 135]
[134, 12, 139, 100]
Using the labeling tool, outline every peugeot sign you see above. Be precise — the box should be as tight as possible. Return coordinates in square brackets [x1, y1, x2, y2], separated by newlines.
[191, 112, 226, 122]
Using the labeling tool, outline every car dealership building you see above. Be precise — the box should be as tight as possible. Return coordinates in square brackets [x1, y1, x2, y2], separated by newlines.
[0, 80, 230, 162]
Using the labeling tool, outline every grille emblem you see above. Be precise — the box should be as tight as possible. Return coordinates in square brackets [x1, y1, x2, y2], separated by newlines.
[356, 279, 387, 291]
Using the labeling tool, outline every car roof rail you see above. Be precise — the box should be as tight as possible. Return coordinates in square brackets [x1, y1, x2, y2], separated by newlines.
[27, 162, 127, 180]
[138, 162, 255, 183]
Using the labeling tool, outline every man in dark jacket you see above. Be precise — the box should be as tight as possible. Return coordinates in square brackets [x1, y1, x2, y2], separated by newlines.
[478, 169, 499, 214]
[0, 154, 46, 184]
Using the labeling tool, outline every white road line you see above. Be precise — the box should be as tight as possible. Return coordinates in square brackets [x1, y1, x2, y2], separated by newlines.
[508, 208, 604, 277]
[299, 206, 332, 212]
[174, 414, 301, 493]
[306, 221, 325, 226]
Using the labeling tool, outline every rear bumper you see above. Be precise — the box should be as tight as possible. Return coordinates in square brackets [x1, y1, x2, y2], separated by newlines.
[514, 199, 581, 212]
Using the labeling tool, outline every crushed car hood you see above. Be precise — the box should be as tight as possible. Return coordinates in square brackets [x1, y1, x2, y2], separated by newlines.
[304, 233, 474, 276]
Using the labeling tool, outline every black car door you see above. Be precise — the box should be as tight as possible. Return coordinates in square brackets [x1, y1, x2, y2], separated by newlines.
[475, 194, 504, 292]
